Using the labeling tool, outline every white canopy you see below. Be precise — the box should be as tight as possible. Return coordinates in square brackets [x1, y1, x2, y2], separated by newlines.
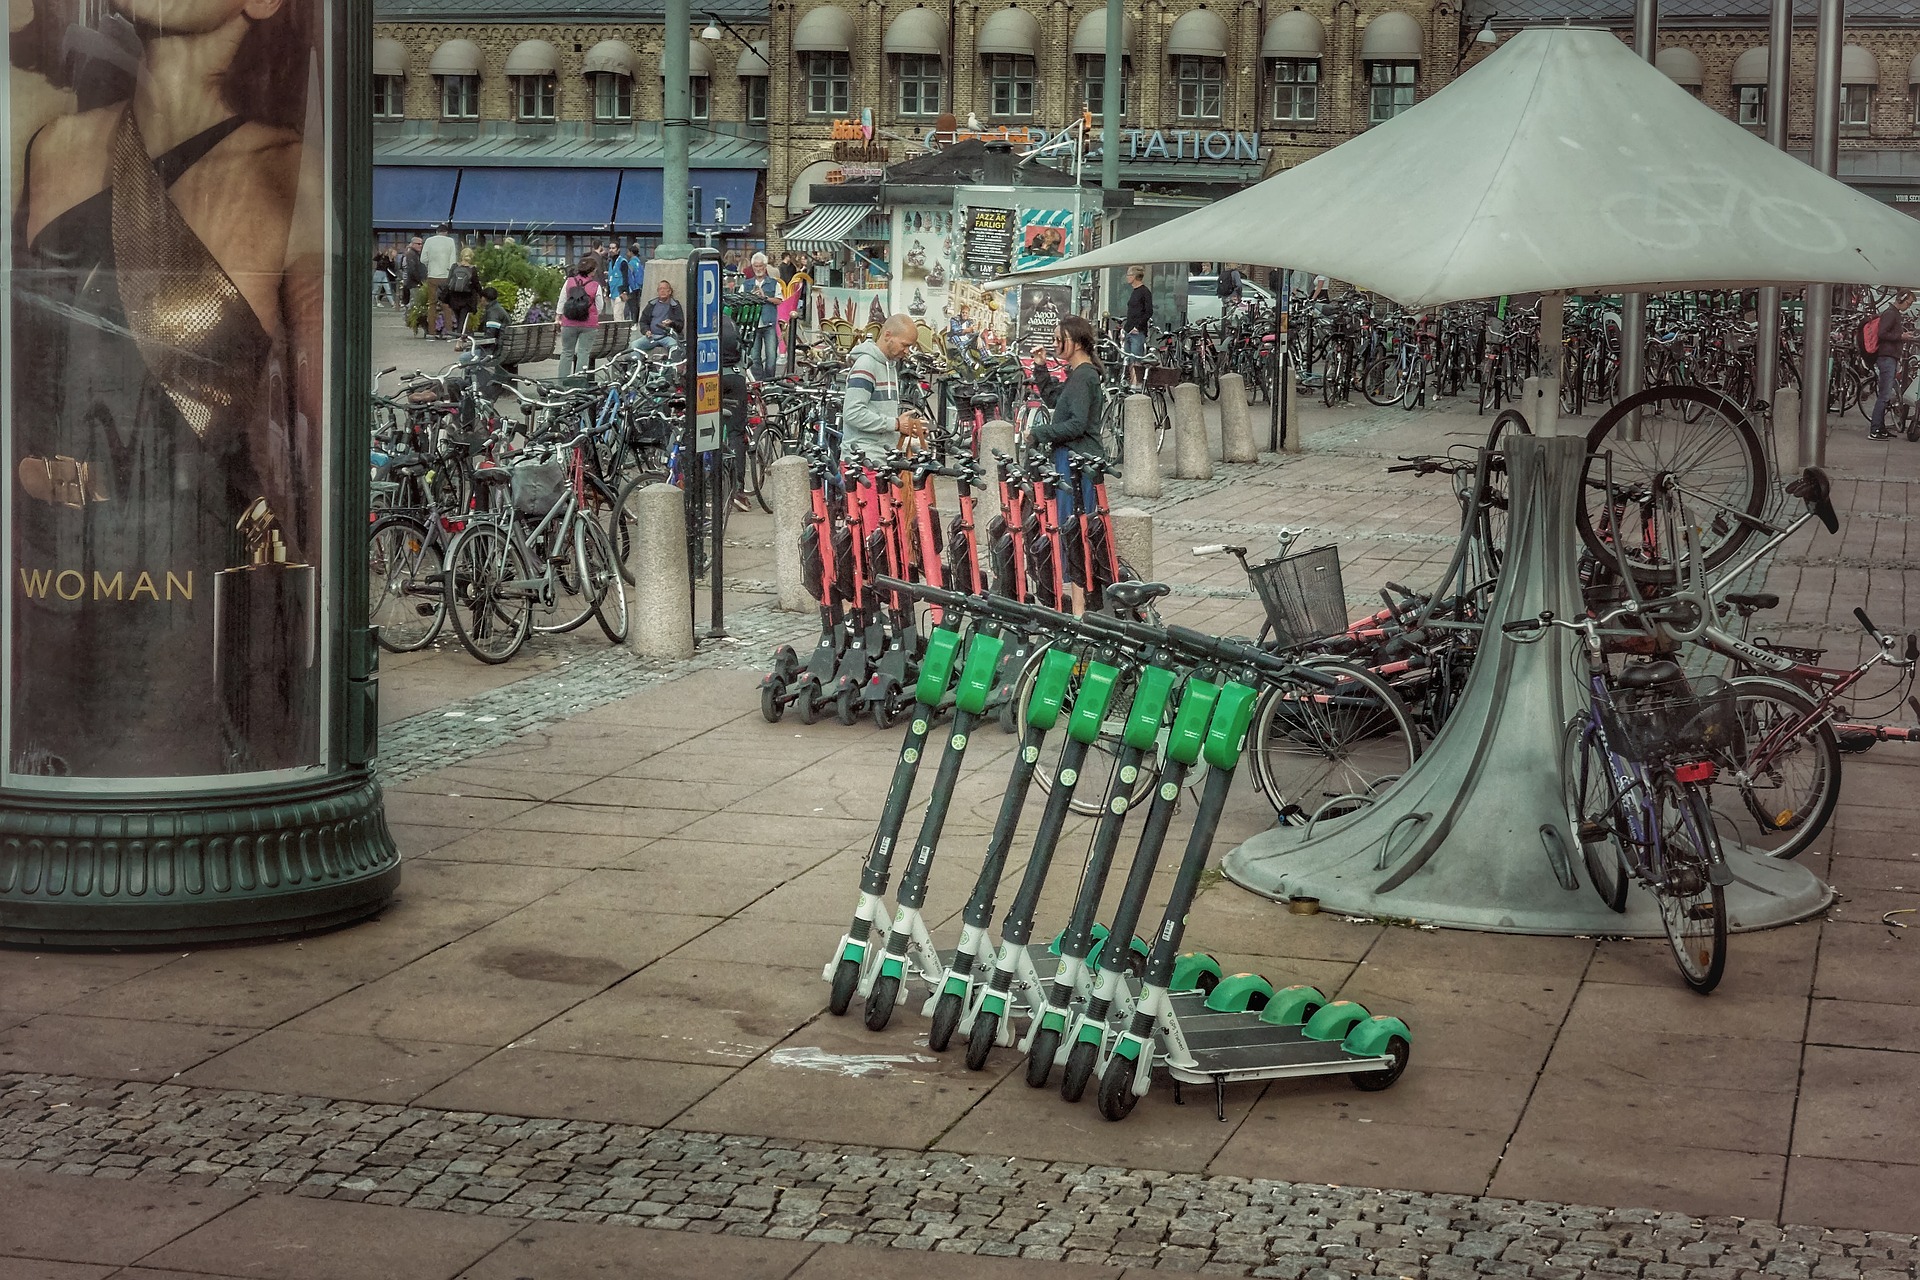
[885, 7, 948, 55]
[582, 39, 634, 76]
[997, 27, 1920, 306]
[503, 40, 558, 76]
[373, 37, 407, 77]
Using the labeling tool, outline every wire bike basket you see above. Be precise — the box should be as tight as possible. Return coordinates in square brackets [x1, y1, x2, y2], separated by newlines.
[509, 458, 568, 519]
[1250, 544, 1347, 650]
[1601, 673, 1743, 764]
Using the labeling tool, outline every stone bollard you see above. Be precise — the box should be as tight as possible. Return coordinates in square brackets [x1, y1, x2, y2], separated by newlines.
[1172, 383, 1213, 480]
[1122, 394, 1162, 499]
[1773, 387, 1807, 469]
[1282, 373, 1304, 453]
[769, 454, 812, 612]
[1218, 375, 1258, 463]
[974, 417, 1017, 541]
[1110, 508, 1154, 582]
[626, 482, 696, 659]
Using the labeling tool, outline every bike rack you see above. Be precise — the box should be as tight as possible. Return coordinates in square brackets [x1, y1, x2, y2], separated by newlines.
[1223, 433, 1833, 937]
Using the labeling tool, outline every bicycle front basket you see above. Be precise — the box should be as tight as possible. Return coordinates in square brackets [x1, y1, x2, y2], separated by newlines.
[1601, 674, 1743, 764]
[1249, 544, 1347, 650]
[510, 459, 567, 519]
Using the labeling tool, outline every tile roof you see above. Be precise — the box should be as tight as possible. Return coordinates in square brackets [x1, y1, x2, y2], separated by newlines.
[374, 0, 767, 20]
[375, 121, 768, 168]
[1490, 0, 1918, 23]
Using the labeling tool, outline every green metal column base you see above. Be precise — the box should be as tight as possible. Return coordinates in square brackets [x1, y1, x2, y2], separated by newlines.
[0, 772, 399, 948]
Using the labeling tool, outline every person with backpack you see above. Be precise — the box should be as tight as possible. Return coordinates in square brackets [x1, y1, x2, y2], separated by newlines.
[606, 250, 629, 321]
[1866, 289, 1914, 440]
[1215, 264, 1243, 304]
[421, 222, 458, 340]
[443, 248, 481, 337]
[556, 253, 601, 378]
[1024, 314, 1107, 616]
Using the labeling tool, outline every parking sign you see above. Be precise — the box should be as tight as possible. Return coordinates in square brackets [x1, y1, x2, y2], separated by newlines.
[693, 257, 722, 451]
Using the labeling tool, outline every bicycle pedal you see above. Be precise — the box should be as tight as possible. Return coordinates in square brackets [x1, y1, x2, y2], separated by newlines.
[1685, 902, 1719, 922]
[1576, 820, 1608, 845]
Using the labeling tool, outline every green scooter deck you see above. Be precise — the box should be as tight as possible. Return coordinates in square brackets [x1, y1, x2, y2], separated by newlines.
[1163, 991, 1393, 1083]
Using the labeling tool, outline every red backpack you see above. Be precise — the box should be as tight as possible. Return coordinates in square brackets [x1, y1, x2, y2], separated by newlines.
[1863, 312, 1881, 355]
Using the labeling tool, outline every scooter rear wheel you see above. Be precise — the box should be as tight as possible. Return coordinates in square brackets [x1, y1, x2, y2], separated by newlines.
[964, 1011, 999, 1071]
[927, 991, 963, 1052]
[835, 688, 860, 726]
[1350, 1035, 1410, 1091]
[864, 973, 899, 1032]
[1025, 1028, 1060, 1088]
[1097, 1057, 1141, 1121]
[1060, 1040, 1099, 1103]
[828, 958, 861, 1016]
[761, 681, 786, 724]
[798, 684, 820, 725]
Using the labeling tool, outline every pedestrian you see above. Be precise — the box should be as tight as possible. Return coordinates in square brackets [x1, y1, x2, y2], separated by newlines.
[778, 251, 797, 285]
[629, 278, 684, 356]
[721, 311, 753, 512]
[606, 248, 628, 321]
[1215, 262, 1243, 306]
[744, 252, 782, 377]
[623, 243, 646, 320]
[398, 236, 425, 309]
[372, 251, 397, 307]
[1024, 315, 1107, 616]
[1123, 264, 1152, 388]
[1867, 289, 1914, 440]
[421, 222, 458, 339]
[840, 313, 927, 462]
[556, 253, 602, 379]
[444, 247, 481, 336]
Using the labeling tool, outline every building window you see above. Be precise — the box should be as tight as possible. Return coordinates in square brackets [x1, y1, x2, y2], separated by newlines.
[1737, 84, 1766, 128]
[691, 76, 711, 121]
[594, 72, 633, 122]
[1840, 84, 1872, 129]
[515, 73, 556, 121]
[746, 76, 769, 122]
[439, 74, 479, 120]
[373, 74, 405, 120]
[1079, 55, 1128, 116]
[896, 54, 943, 117]
[986, 54, 1036, 119]
[1175, 57, 1224, 121]
[1367, 61, 1416, 124]
[808, 52, 851, 116]
[1270, 59, 1318, 122]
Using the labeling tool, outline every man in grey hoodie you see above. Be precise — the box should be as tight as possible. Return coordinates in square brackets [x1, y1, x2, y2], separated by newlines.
[840, 314, 925, 460]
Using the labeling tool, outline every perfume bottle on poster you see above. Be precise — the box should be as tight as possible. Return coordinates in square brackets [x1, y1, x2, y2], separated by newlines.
[214, 499, 318, 772]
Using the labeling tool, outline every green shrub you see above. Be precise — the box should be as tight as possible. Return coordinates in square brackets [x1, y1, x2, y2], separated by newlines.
[475, 242, 564, 307]
[486, 279, 519, 314]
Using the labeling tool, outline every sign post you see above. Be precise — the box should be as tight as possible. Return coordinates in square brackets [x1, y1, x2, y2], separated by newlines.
[690, 250, 725, 636]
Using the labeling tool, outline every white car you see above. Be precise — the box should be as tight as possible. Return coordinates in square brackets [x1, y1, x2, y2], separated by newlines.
[1186, 274, 1277, 326]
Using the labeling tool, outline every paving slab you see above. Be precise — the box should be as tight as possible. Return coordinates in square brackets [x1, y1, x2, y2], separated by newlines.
[1585, 923, 1822, 995]
[1489, 1134, 1788, 1220]
[0, 1017, 256, 1083]
[1209, 1109, 1509, 1196]
[0, 1170, 247, 1267]
[453, 1220, 817, 1280]
[414, 1045, 732, 1126]
[1332, 966, 1578, 1077]
[1, 952, 185, 1018]
[1806, 995, 1920, 1054]
[421, 828, 652, 869]
[138, 1194, 520, 1280]
[522, 960, 831, 1067]
[1791, 1044, 1920, 1164]
[795, 1243, 1123, 1279]
[175, 1029, 493, 1105]
[4, 1262, 117, 1280]
[1783, 1155, 1920, 1235]
[1560, 978, 1811, 1042]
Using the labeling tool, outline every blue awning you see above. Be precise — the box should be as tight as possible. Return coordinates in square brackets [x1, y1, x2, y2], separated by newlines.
[451, 167, 621, 233]
[612, 168, 758, 233]
[373, 166, 459, 230]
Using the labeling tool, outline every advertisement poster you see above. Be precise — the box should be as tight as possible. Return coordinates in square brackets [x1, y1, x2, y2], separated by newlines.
[6, 2, 332, 784]
[893, 207, 956, 327]
[1018, 284, 1074, 346]
[963, 206, 1013, 279]
[811, 286, 891, 333]
[1013, 208, 1073, 274]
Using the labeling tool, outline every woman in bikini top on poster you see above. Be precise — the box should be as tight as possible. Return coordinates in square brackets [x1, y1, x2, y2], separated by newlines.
[8, 0, 326, 780]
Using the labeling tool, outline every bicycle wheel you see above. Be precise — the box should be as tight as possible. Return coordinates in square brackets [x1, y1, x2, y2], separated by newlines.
[1321, 348, 1344, 407]
[579, 516, 629, 644]
[531, 514, 599, 635]
[1577, 385, 1766, 586]
[1654, 777, 1728, 994]
[444, 523, 533, 664]
[1016, 644, 1158, 816]
[368, 515, 446, 653]
[1250, 661, 1421, 825]
[1198, 348, 1221, 400]
[1563, 717, 1628, 912]
[1713, 675, 1841, 861]
[611, 469, 668, 585]
[1361, 356, 1404, 407]
[750, 428, 780, 514]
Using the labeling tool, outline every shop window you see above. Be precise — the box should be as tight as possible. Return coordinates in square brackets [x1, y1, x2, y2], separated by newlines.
[746, 76, 769, 122]
[1080, 55, 1129, 116]
[1175, 57, 1224, 121]
[1270, 59, 1318, 123]
[691, 76, 711, 121]
[808, 52, 851, 116]
[439, 74, 479, 120]
[987, 54, 1036, 119]
[515, 73, 557, 121]
[1840, 84, 1872, 131]
[373, 75, 405, 120]
[594, 72, 633, 123]
[897, 54, 943, 117]
[1367, 61, 1415, 124]
[1737, 85, 1766, 128]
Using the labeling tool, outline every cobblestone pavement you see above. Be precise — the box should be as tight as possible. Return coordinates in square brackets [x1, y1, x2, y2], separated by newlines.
[6, 1074, 1919, 1278]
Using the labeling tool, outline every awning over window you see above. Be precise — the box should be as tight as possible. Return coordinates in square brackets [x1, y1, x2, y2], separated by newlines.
[1263, 10, 1325, 60]
[1910, 51, 1920, 85]
[453, 167, 619, 232]
[794, 5, 855, 52]
[1842, 44, 1879, 85]
[374, 38, 407, 77]
[977, 7, 1040, 57]
[429, 39, 482, 76]
[1359, 11, 1422, 61]
[1071, 8, 1133, 56]
[504, 40, 559, 76]
[1655, 47, 1702, 86]
[783, 203, 877, 249]
[374, 166, 459, 230]
[612, 168, 758, 232]
[583, 40, 634, 76]
[1731, 47, 1770, 86]
[885, 7, 948, 56]
[1166, 9, 1229, 58]
[664, 39, 716, 78]
[739, 40, 773, 76]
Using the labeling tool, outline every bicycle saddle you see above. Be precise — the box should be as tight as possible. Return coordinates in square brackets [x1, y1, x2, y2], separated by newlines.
[1725, 591, 1780, 612]
[1104, 581, 1170, 611]
[470, 466, 513, 486]
[1616, 659, 1686, 690]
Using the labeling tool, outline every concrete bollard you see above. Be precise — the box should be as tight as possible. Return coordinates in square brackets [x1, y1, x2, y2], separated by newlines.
[1773, 388, 1806, 470]
[1172, 383, 1213, 480]
[1122, 394, 1162, 499]
[1218, 375, 1258, 463]
[769, 454, 813, 613]
[1282, 373, 1304, 453]
[626, 482, 696, 660]
[1110, 508, 1154, 583]
[974, 417, 1017, 542]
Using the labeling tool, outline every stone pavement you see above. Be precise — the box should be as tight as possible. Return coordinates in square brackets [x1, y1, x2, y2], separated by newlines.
[5, 353, 1920, 1278]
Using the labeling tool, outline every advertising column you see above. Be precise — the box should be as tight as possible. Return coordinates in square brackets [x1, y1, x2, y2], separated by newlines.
[2, 0, 398, 943]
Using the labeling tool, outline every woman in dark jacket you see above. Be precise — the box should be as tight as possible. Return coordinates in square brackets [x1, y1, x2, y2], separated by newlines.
[1026, 314, 1108, 613]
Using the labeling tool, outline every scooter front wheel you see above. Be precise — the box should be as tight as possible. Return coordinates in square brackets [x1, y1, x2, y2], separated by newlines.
[1025, 1027, 1060, 1089]
[1097, 1056, 1141, 1121]
[964, 1011, 999, 1071]
[864, 972, 900, 1032]
[761, 681, 786, 724]
[1060, 1039, 1099, 1103]
[828, 958, 861, 1016]
[797, 683, 820, 725]
[1350, 1035, 1410, 1092]
[835, 687, 860, 726]
[927, 991, 964, 1052]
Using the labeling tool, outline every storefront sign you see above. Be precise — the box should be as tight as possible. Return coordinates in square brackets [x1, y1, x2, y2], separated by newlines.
[828, 110, 876, 143]
[964, 207, 1014, 278]
[827, 165, 885, 184]
[1120, 130, 1260, 163]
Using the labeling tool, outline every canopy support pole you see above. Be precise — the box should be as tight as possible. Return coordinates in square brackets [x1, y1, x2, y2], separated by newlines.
[1616, 0, 1659, 440]
[1796, 0, 1846, 470]
[1523, 291, 1564, 437]
[1755, 0, 1795, 463]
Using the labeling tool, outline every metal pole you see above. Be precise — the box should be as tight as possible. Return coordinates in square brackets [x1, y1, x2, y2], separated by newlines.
[1101, 0, 1122, 193]
[1797, 0, 1844, 469]
[1616, 0, 1657, 431]
[659, 0, 693, 260]
[1754, 0, 1793, 448]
